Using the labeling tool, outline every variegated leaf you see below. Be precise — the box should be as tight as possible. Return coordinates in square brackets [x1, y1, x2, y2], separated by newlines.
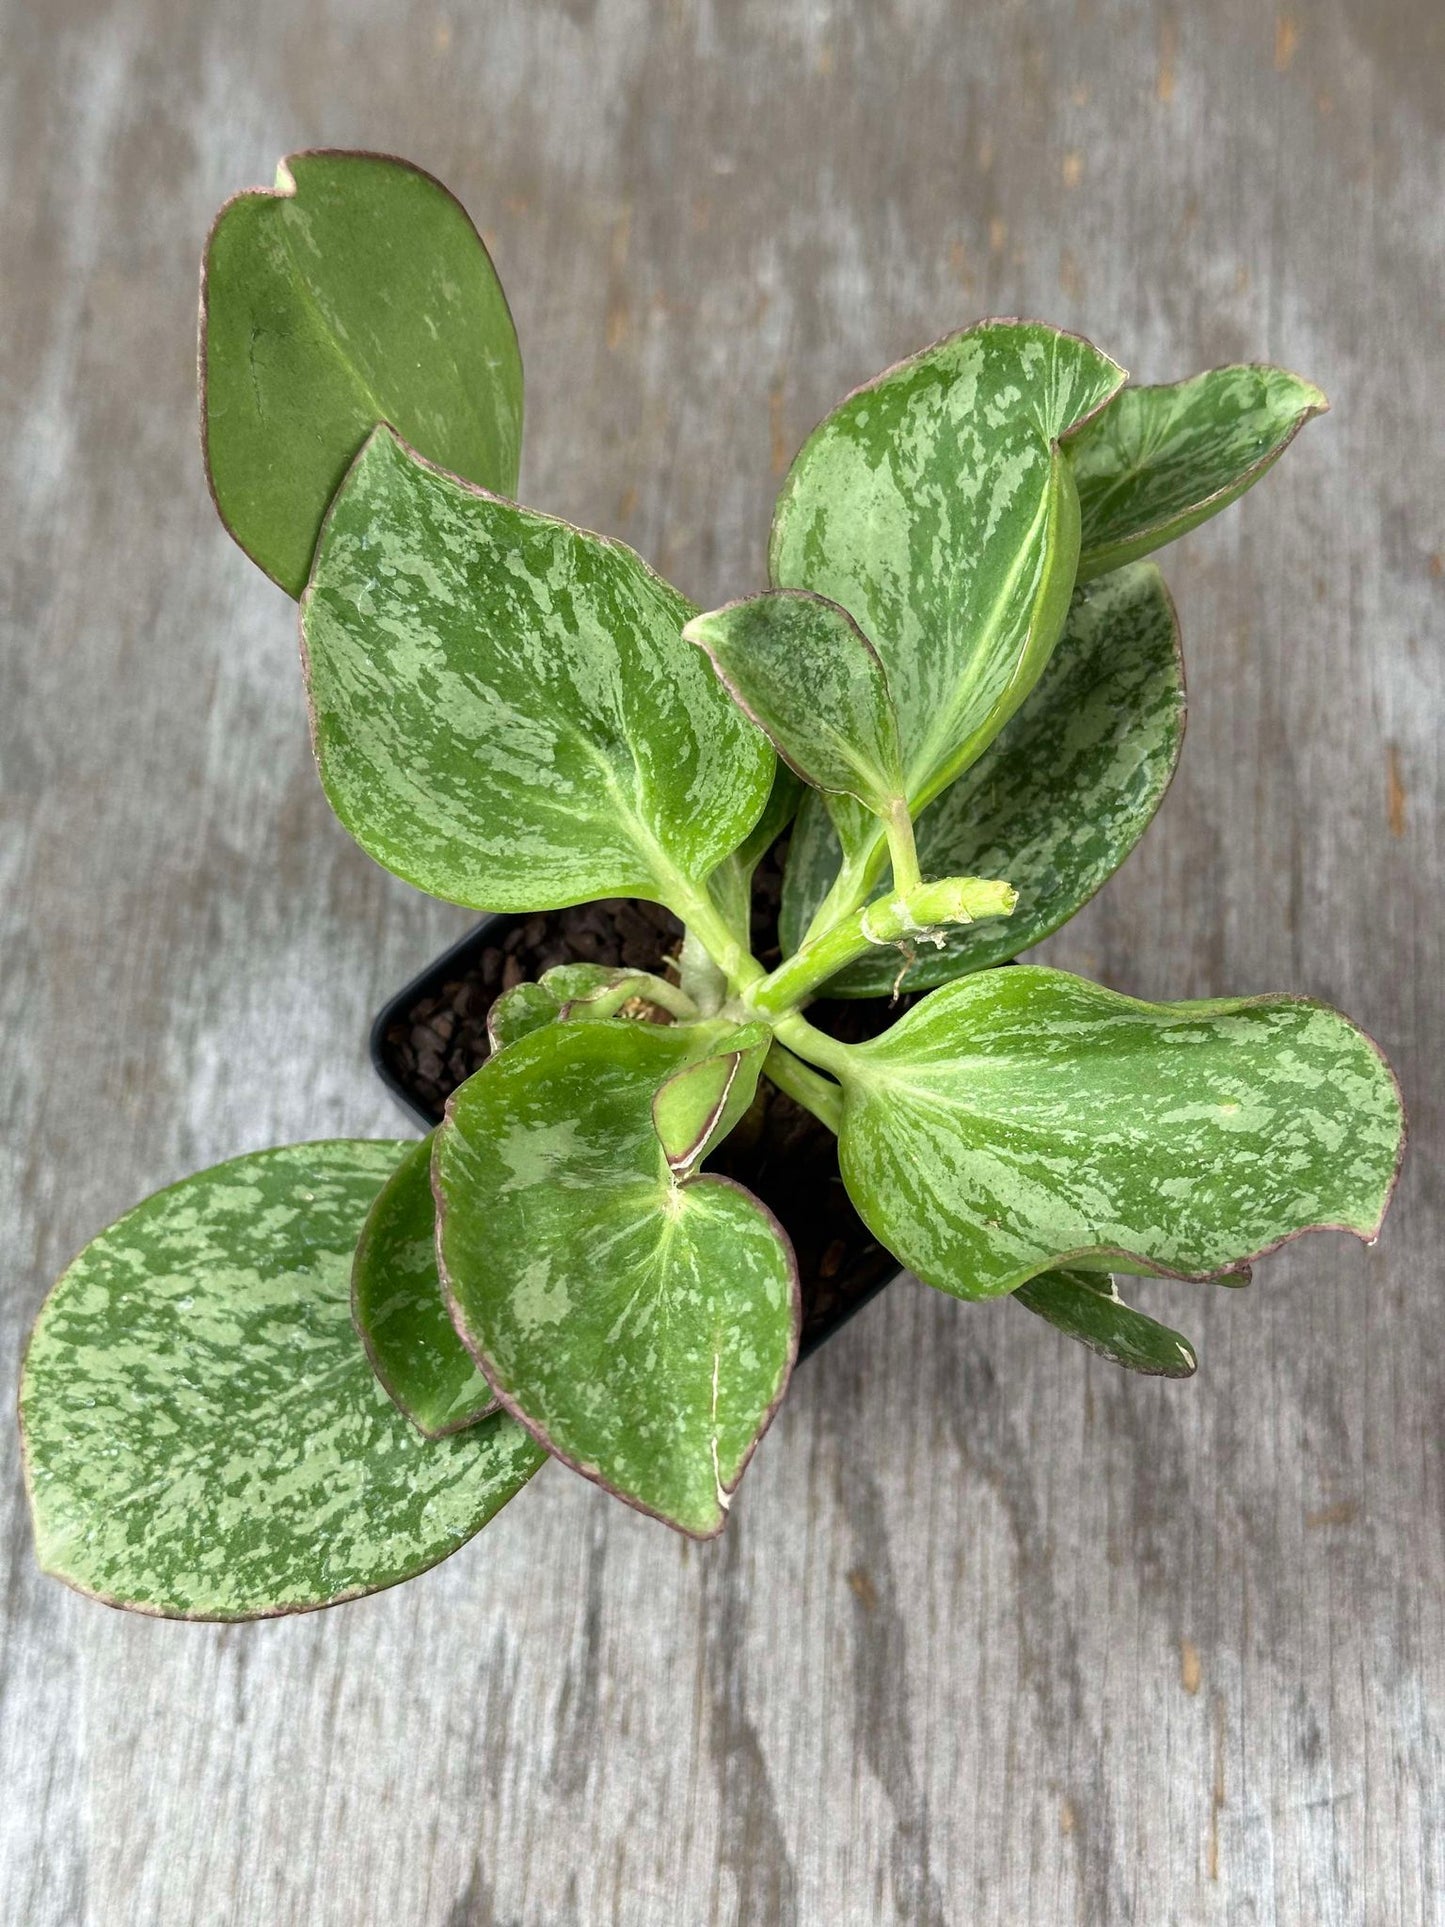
[826, 966, 1403, 1301]
[685, 591, 905, 819]
[436, 1021, 798, 1537]
[203, 151, 522, 597]
[1070, 364, 1326, 581]
[302, 427, 774, 913]
[21, 1142, 544, 1619]
[779, 564, 1184, 993]
[770, 321, 1125, 893]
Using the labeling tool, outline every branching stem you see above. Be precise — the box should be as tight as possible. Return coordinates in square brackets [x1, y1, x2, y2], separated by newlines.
[747, 875, 1016, 1018]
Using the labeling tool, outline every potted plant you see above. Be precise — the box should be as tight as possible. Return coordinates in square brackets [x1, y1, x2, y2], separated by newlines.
[19, 151, 1404, 1619]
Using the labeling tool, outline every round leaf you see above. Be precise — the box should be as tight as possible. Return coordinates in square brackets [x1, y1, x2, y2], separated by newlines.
[202, 151, 522, 597]
[21, 1142, 544, 1619]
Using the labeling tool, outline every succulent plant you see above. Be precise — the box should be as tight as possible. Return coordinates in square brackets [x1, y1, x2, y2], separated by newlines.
[20, 153, 1403, 1619]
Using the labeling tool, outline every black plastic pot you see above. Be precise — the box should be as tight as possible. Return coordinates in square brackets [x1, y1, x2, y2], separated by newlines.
[370, 909, 901, 1360]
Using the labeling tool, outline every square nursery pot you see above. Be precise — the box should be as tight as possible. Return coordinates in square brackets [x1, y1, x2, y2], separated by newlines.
[370, 894, 906, 1361]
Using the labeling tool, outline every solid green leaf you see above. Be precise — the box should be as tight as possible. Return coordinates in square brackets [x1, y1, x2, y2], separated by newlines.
[1070, 364, 1327, 582]
[202, 151, 523, 597]
[21, 1142, 545, 1619]
[770, 321, 1126, 890]
[685, 591, 905, 819]
[780, 563, 1185, 993]
[829, 966, 1403, 1301]
[436, 1021, 798, 1537]
[1012, 1268, 1198, 1377]
[352, 1134, 497, 1437]
[302, 428, 774, 912]
[652, 1027, 770, 1177]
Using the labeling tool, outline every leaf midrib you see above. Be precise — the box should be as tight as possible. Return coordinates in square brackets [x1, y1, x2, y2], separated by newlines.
[903, 463, 1055, 811]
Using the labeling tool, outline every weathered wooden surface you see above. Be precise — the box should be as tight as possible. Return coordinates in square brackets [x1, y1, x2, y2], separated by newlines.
[2, 0, 1441, 1919]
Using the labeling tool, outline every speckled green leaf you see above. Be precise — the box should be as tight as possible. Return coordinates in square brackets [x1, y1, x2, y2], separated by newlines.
[352, 1134, 496, 1437]
[436, 1021, 799, 1537]
[21, 1142, 545, 1619]
[780, 564, 1184, 993]
[1070, 364, 1326, 582]
[770, 321, 1125, 886]
[302, 428, 774, 913]
[202, 151, 522, 598]
[684, 591, 905, 819]
[830, 966, 1403, 1301]
[1013, 1268, 1198, 1377]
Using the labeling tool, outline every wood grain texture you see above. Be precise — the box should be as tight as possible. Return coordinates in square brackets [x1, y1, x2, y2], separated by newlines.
[1, 0, 1440, 1920]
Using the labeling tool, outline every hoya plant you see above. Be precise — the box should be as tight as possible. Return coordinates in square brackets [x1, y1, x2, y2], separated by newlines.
[21, 152, 1404, 1619]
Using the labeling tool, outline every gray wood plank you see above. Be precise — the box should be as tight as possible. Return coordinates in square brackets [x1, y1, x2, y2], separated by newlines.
[1, 0, 1440, 1921]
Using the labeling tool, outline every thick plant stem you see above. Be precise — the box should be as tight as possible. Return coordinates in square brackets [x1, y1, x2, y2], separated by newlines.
[749, 875, 1017, 1018]
[763, 1041, 843, 1134]
[884, 795, 922, 896]
[800, 839, 882, 948]
[667, 877, 765, 998]
[771, 1011, 857, 1082]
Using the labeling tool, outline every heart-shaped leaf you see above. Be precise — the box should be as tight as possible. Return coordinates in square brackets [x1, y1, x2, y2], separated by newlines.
[436, 1021, 799, 1537]
[202, 151, 522, 597]
[825, 966, 1403, 1301]
[770, 321, 1125, 893]
[779, 563, 1185, 992]
[20, 1142, 545, 1619]
[1012, 1268, 1198, 1377]
[685, 591, 905, 819]
[352, 1134, 497, 1437]
[1070, 364, 1326, 582]
[302, 428, 774, 913]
